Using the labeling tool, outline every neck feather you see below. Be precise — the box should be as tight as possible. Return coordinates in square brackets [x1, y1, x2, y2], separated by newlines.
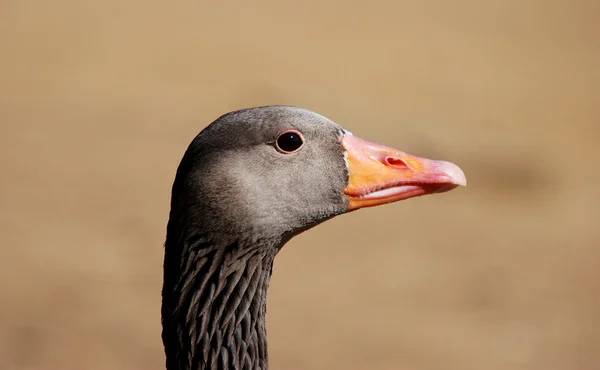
[162, 235, 277, 370]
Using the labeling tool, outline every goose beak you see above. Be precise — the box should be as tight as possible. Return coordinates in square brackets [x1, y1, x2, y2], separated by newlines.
[341, 133, 467, 211]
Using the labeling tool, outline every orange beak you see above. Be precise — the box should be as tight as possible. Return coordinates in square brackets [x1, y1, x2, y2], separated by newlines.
[342, 133, 467, 211]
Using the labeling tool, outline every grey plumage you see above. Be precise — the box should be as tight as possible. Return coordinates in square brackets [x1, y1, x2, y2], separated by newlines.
[162, 106, 351, 370]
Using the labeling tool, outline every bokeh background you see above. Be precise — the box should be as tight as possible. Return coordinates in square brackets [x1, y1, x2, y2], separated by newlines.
[1, 1, 599, 369]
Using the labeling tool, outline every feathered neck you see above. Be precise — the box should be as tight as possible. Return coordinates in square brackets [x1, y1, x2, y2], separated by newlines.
[162, 231, 278, 370]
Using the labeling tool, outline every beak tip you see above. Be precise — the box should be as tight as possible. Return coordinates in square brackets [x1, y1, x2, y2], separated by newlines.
[440, 161, 467, 187]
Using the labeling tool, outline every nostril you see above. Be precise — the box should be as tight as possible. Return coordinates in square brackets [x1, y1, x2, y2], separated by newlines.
[385, 156, 409, 168]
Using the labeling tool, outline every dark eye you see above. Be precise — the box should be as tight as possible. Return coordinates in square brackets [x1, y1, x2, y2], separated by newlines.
[275, 130, 304, 153]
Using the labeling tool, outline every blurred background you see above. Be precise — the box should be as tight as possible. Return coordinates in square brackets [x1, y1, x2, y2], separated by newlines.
[1, 1, 599, 369]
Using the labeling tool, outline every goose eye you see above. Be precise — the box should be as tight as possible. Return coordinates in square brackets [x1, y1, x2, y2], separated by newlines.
[275, 130, 304, 153]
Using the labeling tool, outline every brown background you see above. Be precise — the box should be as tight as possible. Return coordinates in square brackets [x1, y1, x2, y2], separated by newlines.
[1, 1, 599, 369]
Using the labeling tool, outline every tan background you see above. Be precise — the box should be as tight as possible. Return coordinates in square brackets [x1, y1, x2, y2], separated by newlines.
[1, 1, 599, 369]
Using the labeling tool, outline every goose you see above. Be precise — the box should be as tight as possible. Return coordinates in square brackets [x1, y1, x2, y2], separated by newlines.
[161, 105, 466, 370]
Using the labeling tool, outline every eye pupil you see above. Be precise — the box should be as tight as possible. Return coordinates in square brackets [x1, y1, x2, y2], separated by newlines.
[276, 131, 304, 153]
